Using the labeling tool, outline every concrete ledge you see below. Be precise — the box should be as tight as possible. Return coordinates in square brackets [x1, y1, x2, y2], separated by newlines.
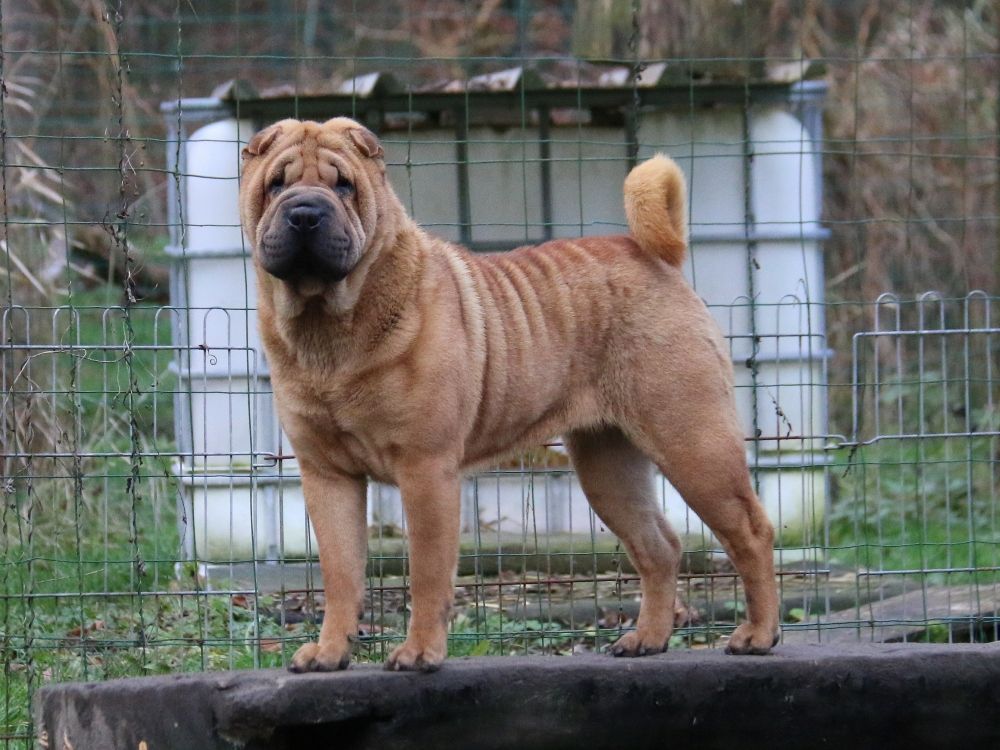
[35, 644, 1000, 750]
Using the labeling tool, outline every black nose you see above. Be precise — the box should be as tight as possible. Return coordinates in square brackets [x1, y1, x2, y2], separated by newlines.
[287, 204, 324, 234]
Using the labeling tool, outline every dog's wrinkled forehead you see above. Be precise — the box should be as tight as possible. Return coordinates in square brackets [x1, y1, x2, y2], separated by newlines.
[242, 117, 384, 168]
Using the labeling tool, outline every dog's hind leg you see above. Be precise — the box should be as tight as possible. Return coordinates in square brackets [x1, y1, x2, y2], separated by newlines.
[630, 419, 780, 655]
[565, 426, 683, 656]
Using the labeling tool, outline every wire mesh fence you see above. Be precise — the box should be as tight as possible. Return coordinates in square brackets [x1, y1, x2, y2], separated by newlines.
[3, 2, 1000, 747]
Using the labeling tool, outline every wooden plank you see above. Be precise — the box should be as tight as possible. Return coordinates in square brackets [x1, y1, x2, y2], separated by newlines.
[782, 585, 1000, 645]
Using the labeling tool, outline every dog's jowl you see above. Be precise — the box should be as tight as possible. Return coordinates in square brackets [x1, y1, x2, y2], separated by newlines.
[238, 117, 780, 672]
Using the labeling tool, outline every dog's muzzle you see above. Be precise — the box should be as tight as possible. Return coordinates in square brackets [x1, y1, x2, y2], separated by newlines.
[260, 193, 355, 283]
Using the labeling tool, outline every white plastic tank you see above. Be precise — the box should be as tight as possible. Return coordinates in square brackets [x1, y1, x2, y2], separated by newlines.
[170, 91, 829, 560]
[184, 118, 257, 252]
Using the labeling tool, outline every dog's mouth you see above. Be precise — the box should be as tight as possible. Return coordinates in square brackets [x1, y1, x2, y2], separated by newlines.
[259, 195, 357, 285]
[260, 241, 354, 284]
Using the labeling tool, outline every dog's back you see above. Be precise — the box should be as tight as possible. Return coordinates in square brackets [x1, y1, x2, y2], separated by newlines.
[430, 155, 722, 471]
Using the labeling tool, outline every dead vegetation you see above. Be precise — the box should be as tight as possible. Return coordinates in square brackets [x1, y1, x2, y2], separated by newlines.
[5, 1, 995, 309]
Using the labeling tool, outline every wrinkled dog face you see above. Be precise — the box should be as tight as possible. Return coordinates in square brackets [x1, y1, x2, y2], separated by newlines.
[240, 118, 386, 286]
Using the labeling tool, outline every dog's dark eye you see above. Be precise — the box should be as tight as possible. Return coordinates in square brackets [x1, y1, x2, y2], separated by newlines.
[268, 175, 285, 195]
[334, 175, 354, 196]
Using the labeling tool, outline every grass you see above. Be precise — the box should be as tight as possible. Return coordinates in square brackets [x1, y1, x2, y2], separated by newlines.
[2, 280, 183, 745]
[827, 375, 1000, 581]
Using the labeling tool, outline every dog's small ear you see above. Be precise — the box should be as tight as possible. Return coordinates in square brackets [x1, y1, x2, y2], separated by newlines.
[348, 127, 384, 160]
[242, 124, 282, 160]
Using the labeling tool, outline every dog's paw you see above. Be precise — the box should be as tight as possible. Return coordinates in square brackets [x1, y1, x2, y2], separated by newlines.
[607, 629, 670, 658]
[385, 639, 446, 672]
[724, 623, 780, 655]
[288, 641, 352, 672]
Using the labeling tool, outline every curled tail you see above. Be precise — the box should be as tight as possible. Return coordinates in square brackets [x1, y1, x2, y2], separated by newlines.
[623, 154, 688, 267]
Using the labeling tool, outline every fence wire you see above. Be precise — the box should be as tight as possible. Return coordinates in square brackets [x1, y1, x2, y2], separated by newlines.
[3, 2, 1000, 747]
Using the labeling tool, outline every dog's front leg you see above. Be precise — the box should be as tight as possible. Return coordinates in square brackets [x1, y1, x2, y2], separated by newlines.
[386, 460, 461, 672]
[289, 468, 368, 672]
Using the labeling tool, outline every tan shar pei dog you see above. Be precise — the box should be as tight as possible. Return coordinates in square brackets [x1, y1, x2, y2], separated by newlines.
[238, 117, 779, 672]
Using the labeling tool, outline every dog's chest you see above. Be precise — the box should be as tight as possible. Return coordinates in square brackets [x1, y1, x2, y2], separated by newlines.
[273, 364, 403, 480]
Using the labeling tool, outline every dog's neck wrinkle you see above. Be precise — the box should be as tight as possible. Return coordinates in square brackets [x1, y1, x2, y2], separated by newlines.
[354, 227, 423, 353]
[280, 300, 353, 370]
